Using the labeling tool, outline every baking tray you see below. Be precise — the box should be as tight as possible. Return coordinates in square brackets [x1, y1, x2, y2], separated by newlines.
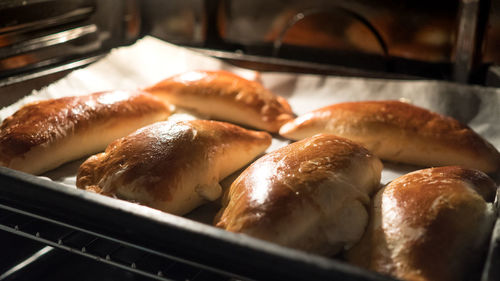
[0, 44, 498, 281]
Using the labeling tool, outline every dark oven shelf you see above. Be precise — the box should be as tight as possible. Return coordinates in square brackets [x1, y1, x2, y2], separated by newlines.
[0, 204, 225, 281]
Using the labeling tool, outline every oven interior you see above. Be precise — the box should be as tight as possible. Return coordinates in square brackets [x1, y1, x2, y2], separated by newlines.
[0, 1, 499, 280]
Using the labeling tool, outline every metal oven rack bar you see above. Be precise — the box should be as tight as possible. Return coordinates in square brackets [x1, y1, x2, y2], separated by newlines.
[0, 205, 224, 281]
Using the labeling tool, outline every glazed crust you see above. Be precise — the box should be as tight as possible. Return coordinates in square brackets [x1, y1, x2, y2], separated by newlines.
[77, 120, 271, 216]
[215, 134, 383, 256]
[347, 166, 497, 281]
[143, 70, 294, 133]
[0, 90, 171, 174]
[279, 100, 500, 173]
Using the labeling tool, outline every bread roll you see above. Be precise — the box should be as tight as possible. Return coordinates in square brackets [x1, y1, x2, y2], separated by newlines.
[215, 134, 383, 256]
[77, 120, 271, 215]
[279, 100, 500, 173]
[0, 90, 171, 175]
[143, 70, 294, 133]
[347, 166, 497, 281]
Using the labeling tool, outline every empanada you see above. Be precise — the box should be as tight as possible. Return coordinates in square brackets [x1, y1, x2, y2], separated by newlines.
[347, 166, 496, 281]
[216, 134, 383, 256]
[0, 90, 171, 174]
[77, 120, 272, 215]
[144, 70, 294, 133]
[280, 101, 500, 172]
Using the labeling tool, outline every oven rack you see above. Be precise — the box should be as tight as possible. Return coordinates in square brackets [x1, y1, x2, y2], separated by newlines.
[0, 204, 227, 281]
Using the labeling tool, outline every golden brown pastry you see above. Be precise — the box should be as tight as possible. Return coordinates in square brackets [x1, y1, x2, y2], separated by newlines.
[77, 120, 272, 216]
[347, 166, 497, 281]
[0, 90, 171, 175]
[215, 134, 383, 256]
[279, 100, 500, 173]
[143, 70, 294, 133]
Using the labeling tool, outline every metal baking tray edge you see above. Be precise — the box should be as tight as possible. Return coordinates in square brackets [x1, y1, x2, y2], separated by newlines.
[0, 166, 395, 281]
[482, 188, 500, 281]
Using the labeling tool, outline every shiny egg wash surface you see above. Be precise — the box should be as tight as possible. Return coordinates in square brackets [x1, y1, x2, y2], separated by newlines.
[279, 100, 500, 172]
[144, 70, 295, 132]
[216, 134, 383, 256]
[346, 166, 496, 281]
[0, 90, 171, 174]
[77, 120, 272, 215]
[0, 91, 167, 159]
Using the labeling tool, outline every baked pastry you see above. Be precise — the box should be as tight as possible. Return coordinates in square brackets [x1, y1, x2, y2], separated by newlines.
[279, 100, 500, 173]
[143, 70, 294, 133]
[215, 134, 383, 256]
[0, 90, 171, 175]
[347, 166, 497, 281]
[76, 120, 272, 216]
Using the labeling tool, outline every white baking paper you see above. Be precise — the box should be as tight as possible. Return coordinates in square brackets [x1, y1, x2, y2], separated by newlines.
[1, 35, 499, 193]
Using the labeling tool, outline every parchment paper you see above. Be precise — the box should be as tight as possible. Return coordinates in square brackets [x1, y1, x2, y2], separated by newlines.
[1, 35, 499, 194]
